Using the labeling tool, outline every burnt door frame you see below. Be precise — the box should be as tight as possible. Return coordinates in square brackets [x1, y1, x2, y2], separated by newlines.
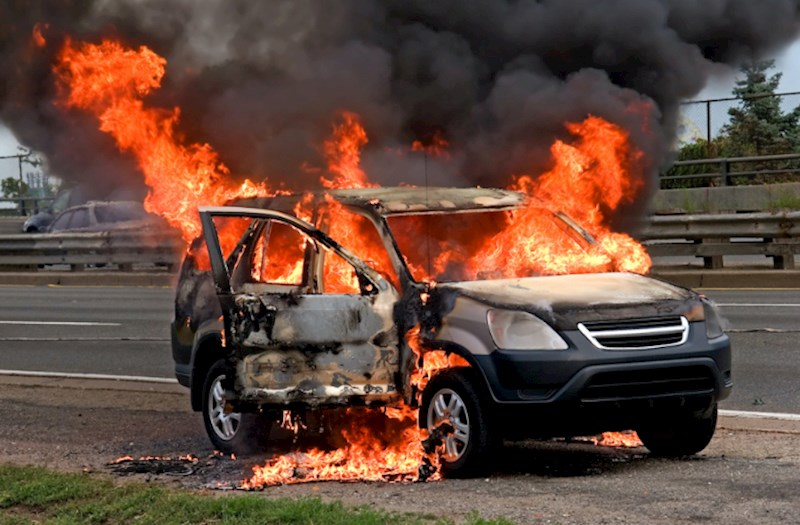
[199, 206, 403, 403]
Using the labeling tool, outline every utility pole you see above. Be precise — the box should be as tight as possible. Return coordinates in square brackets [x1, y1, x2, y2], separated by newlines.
[1, 149, 41, 215]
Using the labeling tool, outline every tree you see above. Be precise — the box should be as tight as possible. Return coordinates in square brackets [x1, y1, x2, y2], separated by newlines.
[721, 59, 800, 157]
[667, 60, 800, 188]
[1, 177, 29, 198]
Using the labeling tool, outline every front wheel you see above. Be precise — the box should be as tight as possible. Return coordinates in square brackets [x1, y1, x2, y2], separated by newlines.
[420, 368, 495, 478]
[201, 359, 271, 455]
[637, 403, 718, 457]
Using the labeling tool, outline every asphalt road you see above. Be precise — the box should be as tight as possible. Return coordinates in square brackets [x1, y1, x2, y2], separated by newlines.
[0, 285, 174, 378]
[0, 285, 798, 414]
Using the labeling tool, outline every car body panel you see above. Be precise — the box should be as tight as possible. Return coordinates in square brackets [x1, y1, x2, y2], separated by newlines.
[198, 206, 403, 407]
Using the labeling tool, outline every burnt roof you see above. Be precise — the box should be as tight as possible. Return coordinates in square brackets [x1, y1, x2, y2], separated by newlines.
[235, 186, 525, 216]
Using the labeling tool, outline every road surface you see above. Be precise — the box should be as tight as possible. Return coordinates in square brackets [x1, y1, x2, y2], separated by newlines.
[0, 285, 797, 414]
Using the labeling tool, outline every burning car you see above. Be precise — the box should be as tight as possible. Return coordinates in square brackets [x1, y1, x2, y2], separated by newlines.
[170, 186, 731, 477]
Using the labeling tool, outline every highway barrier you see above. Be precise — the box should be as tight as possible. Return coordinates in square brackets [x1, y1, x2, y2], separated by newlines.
[0, 211, 798, 272]
[639, 210, 800, 269]
[0, 228, 183, 271]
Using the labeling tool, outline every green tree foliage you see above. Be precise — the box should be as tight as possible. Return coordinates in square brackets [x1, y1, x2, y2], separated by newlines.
[721, 59, 800, 157]
[1, 177, 29, 198]
[667, 60, 800, 187]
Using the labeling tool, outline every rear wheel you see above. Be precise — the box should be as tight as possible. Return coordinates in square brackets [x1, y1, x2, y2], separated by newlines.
[201, 359, 271, 455]
[638, 403, 718, 457]
[421, 368, 495, 478]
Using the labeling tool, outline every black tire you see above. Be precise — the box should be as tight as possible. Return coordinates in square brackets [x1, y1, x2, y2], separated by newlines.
[637, 403, 718, 457]
[201, 359, 271, 455]
[420, 368, 495, 478]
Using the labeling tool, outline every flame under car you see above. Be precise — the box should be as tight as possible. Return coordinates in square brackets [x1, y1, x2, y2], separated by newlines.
[170, 187, 731, 476]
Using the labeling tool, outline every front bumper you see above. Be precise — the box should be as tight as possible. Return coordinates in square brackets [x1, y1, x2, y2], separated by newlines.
[472, 321, 732, 406]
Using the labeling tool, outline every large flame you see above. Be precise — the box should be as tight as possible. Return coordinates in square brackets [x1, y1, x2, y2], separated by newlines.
[54, 39, 268, 245]
[479, 117, 651, 277]
[55, 38, 647, 486]
[242, 406, 438, 487]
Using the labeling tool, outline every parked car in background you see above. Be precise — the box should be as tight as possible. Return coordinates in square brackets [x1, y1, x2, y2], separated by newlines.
[171, 187, 732, 477]
[46, 201, 166, 233]
[21, 188, 73, 232]
[23, 185, 150, 232]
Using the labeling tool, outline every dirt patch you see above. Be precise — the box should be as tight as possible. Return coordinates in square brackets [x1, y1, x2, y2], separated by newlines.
[1, 376, 799, 524]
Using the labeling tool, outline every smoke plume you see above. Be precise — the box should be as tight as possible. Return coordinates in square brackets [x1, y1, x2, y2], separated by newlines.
[2, 0, 800, 209]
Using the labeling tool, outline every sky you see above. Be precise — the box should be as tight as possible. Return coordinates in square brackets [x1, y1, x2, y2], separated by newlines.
[3, 37, 800, 183]
[696, 38, 800, 100]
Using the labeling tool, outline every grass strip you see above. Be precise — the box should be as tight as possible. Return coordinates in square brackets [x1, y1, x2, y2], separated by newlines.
[0, 465, 512, 525]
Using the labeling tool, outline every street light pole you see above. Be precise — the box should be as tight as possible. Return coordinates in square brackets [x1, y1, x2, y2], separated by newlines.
[1, 150, 40, 215]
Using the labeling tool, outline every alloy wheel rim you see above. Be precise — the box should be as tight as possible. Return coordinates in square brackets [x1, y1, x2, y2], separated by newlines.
[208, 375, 241, 441]
[427, 388, 470, 461]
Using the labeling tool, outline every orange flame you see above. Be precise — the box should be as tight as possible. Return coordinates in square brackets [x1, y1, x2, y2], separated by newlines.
[407, 325, 470, 393]
[480, 116, 651, 277]
[592, 431, 643, 448]
[411, 130, 450, 159]
[55, 38, 653, 487]
[242, 406, 439, 487]
[54, 38, 269, 245]
[32, 23, 47, 48]
[321, 111, 376, 190]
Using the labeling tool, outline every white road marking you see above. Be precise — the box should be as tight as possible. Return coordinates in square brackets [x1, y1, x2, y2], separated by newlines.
[0, 369, 177, 384]
[0, 320, 121, 326]
[719, 409, 800, 422]
[716, 303, 800, 307]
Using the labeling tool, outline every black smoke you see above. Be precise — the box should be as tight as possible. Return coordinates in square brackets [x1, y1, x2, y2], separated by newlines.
[2, 0, 800, 211]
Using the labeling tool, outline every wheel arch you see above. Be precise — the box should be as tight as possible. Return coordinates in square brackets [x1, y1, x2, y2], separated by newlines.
[190, 332, 227, 411]
[424, 339, 495, 401]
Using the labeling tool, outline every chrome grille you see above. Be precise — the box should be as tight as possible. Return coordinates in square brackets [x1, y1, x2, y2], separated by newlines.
[577, 316, 689, 350]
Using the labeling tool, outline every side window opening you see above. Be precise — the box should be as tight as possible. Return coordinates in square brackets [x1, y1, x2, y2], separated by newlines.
[210, 216, 253, 275]
[226, 217, 312, 294]
[70, 208, 91, 229]
[51, 211, 73, 231]
[322, 205, 400, 291]
[321, 247, 363, 295]
[251, 220, 309, 286]
[213, 213, 380, 297]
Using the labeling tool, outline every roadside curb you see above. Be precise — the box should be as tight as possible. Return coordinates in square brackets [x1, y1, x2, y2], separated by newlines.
[0, 372, 185, 395]
[717, 414, 800, 435]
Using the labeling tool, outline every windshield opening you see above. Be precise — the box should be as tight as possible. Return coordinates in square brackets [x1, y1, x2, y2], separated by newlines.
[386, 208, 596, 283]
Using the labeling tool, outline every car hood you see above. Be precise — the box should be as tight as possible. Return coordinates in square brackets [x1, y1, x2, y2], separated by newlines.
[433, 272, 699, 328]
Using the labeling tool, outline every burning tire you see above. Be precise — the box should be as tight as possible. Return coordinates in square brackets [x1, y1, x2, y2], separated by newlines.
[421, 368, 495, 478]
[637, 403, 718, 457]
[201, 359, 271, 455]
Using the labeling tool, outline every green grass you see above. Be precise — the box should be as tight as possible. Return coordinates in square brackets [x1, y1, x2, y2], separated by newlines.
[767, 190, 800, 211]
[0, 465, 513, 525]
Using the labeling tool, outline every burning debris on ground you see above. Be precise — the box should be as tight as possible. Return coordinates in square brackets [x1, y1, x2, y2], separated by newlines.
[108, 454, 201, 477]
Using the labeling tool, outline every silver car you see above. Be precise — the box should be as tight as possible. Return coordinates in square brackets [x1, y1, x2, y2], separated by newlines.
[170, 187, 731, 476]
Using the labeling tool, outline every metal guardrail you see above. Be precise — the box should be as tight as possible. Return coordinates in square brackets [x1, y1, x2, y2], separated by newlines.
[0, 196, 54, 215]
[661, 153, 800, 187]
[0, 229, 183, 272]
[0, 212, 797, 272]
[639, 211, 800, 269]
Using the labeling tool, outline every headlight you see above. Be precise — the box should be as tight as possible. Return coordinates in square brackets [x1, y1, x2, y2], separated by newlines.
[702, 298, 725, 339]
[486, 309, 568, 350]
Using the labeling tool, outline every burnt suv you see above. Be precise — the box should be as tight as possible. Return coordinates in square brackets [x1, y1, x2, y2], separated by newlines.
[171, 187, 731, 475]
